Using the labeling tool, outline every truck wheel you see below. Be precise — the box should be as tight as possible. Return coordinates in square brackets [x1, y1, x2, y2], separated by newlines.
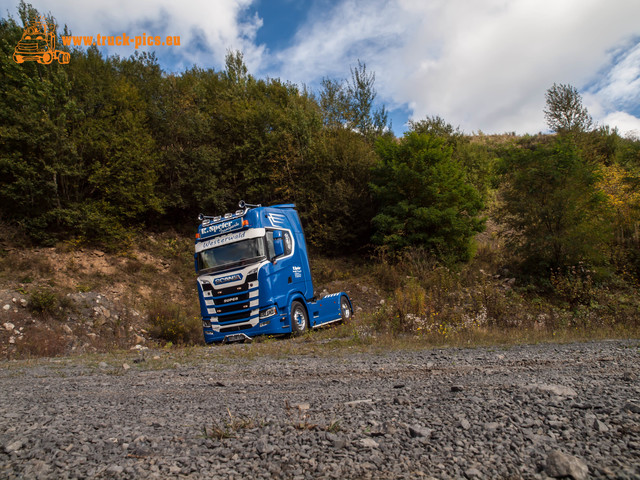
[340, 296, 352, 323]
[290, 300, 308, 335]
[40, 52, 53, 65]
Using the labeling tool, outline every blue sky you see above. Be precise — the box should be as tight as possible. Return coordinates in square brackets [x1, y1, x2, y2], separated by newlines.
[3, 0, 640, 137]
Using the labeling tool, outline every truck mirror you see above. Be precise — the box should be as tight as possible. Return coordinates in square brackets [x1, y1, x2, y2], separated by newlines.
[273, 237, 285, 257]
[273, 230, 285, 257]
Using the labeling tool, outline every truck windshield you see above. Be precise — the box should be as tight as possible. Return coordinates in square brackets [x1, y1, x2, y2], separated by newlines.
[197, 237, 266, 272]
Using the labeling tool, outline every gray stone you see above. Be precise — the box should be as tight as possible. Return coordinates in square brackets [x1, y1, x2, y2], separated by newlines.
[484, 422, 501, 432]
[545, 450, 588, 480]
[465, 467, 483, 478]
[593, 419, 609, 433]
[459, 418, 471, 430]
[408, 425, 433, 438]
[359, 438, 379, 448]
[4, 440, 24, 453]
[106, 465, 124, 474]
[256, 437, 274, 454]
[536, 384, 578, 397]
[624, 402, 640, 414]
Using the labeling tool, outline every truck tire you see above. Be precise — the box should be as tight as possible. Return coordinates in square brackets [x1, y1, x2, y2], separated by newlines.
[340, 296, 352, 323]
[290, 300, 308, 335]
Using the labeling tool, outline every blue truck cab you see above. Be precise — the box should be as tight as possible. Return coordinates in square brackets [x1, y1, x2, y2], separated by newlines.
[195, 201, 353, 343]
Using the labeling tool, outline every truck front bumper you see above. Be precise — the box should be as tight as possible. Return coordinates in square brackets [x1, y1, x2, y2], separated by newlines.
[202, 313, 290, 344]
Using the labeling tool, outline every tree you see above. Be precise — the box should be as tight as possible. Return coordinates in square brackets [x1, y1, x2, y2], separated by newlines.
[347, 60, 389, 139]
[224, 50, 249, 86]
[319, 77, 351, 129]
[409, 116, 494, 201]
[370, 132, 485, 262]
[544, 83, 593, 133]
[409, 115, 462, 141]
[498, 136, 611, 275]
[317, 61, 389, 140]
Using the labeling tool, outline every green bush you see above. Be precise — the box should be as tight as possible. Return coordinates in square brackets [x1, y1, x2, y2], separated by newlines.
[497, 136, 612, 276]
[147, 301, 202, 344]
[370, 132, 485, 263]
[28, 289, 58, 316]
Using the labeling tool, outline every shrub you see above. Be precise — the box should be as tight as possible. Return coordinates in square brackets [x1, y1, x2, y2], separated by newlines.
[370, 132, 485, 263]
[15, 325, 68, 358]
[147, 301, 202, 344]
[28, 289, 58, 316]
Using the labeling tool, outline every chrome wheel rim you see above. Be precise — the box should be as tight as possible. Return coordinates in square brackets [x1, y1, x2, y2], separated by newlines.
[293, 307, 305, 329]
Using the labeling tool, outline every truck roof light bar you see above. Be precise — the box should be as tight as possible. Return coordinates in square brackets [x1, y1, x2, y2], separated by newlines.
[198, 201, 259, 226]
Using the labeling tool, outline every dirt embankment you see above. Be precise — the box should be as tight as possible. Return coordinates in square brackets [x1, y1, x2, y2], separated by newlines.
[0, 240, 383, 358]
[0, 236, 199, 357]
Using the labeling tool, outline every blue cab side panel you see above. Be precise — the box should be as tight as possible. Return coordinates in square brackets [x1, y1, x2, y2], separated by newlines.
[195, 202, 352, 343]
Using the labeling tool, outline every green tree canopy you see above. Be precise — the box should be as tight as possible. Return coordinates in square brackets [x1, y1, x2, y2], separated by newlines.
[370, 132, 485, 262]
[498, 136, 611, 275]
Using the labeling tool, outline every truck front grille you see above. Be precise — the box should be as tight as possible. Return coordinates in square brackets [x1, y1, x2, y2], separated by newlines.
[202, 272, 259, 327]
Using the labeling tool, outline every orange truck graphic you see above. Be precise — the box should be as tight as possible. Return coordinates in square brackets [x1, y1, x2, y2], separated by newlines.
[13, 16, 70, 65]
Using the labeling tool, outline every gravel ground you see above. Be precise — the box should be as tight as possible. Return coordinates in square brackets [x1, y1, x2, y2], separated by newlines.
[1, 340, 639, 479]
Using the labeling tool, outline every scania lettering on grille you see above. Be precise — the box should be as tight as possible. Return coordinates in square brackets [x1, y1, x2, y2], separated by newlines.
[214, 273, 243, 285]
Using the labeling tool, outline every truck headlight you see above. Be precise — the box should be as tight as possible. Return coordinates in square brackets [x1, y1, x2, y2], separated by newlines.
[259, 306, 277, 319]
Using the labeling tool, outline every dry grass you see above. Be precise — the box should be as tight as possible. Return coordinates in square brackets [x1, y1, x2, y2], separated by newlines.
[147, 300, 202, 345]
[2, 228, 639, 361]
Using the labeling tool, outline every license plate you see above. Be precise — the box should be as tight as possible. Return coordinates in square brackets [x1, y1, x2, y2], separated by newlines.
[225, 333, 249, 343]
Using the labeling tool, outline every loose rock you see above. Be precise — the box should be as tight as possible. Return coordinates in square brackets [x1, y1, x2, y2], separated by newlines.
[545, 450, 589, 480]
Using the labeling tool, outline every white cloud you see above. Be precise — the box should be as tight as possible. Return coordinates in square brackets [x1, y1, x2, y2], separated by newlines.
[263, 0, 640, 135]
[601, 112, 640, 139]
[595, 42, 640, 105]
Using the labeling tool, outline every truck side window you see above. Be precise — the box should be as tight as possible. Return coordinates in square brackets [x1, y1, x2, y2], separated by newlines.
[266, 231, 275, 260]
[283, 231, 293, 256]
